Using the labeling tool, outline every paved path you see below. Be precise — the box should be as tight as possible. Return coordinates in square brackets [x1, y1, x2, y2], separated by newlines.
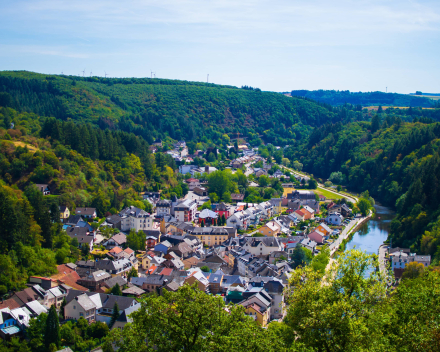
[378, 244, 388, 274]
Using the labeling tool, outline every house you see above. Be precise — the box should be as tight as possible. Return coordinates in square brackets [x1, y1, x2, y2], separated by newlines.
[64, 290, 140, 328]
[104, 215, 122, 230]
[34, 184, 50, 195]
[390, 249, 431, 277]
[64, 293, 96, 323]
[319, 195, 326, 201]
[242, 237, 282, 257]
[65, 227, 94, 251]
[185, 227, 233, 247]
[193, 186, 208, 197]
[184, 270, 210, 293]
[248, 277, 285, 320]
[301, 205, 315, 220]
[308, 230, 327, 244]
[273, 169, 283, 178]
[215, 202, 232, 219]
[101, 276, 128, 291]
[326, 213, 343, 226]
[238, 292, 272, 326]
[131, 275, 171, 293]
[341, 204, 352, 217]
[75, 208, 97, 219]
[198, 209, 218, 225]
[300, 238, 317, 253]
[259, 221, 281, 237]
[231, 193, 245, 203]
[178, 165, 198, 175]
[292, 209, 306, 221]
[0, 308, 23, 338]
[226, 211, 250, 230]
[287, 190, 316, 201]
[168, 242, 193, 259]
[255, 169, 267, 178]
[96, 258, 133, 277]
[122, 286, 145, 297]
[119, 206, 153, 232]
[269, 198, 284, 214]
[59, 206, 70, 222]
[316, 223, 332, 236]
[103, 233, 127, 249]
[190, 165, 218, 176]
[156, 199, 172, 217]
[173, 199, 198, 222]
[257, 201, 273, 218]
[244, 207, 263, 225]
[77, 270, 112, 291]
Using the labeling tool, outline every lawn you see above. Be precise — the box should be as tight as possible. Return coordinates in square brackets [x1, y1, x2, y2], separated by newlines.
[12, 141, 39, 153]
[314, 188, 344, 200]
[283, 187, 295, 197]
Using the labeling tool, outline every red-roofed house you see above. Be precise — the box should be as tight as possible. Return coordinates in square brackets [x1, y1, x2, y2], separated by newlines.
[158, 268, 173, 276]
[292, 209, 305, 221]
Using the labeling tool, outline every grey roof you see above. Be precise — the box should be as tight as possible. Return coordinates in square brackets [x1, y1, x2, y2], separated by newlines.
[117, 304, 141, 323]
[103, 276, 127, 289]
[131, 275, 171, 286]
[105, 214, 122, 224]
[66, 215, 84, 225]
[75, 207, 96, 216]
[120, 206, 146, 217]
[122, 286, 145, 295]
[66, 290, 137, 311]
[75, 293, 96, 311]
[96, 258, 131, 272]
[106, 233, 127, 245]
[24, 300, 48, 316]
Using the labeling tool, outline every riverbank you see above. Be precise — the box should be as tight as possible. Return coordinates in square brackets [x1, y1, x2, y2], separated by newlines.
[331, 213, 372, 257]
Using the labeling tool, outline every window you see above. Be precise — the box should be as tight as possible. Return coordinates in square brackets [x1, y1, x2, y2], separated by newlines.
[80, 312, 83, 316]
[73, 305, 76, 310]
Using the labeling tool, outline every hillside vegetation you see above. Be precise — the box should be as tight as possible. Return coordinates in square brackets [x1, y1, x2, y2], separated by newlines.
[0, 71, 343, 146]
[285, 110, 440, 262]
[290, 89, 435, 107]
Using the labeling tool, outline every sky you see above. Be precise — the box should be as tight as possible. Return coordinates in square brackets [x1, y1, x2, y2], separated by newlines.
[1, 0, 439, 93]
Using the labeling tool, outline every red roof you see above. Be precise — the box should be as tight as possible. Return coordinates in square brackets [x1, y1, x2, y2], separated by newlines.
[124, 248, 134, 254]
[0, 298, 22, 310]
[185, 178, 199, 183]
[295, 210, 305, 216]
[159, 268, 173, 276]
[148, 265, 158, 274]
[109, 246, 123, 254]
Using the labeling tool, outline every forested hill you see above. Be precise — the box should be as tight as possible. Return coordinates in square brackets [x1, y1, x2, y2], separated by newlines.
[285, 114, 440, 263]
[290, 90, 435, 107]
[0, 71, 341, 146]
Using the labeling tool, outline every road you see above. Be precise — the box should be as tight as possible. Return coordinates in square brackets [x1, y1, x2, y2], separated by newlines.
[378, 244, 388, 274]
[281, 166, 358, 204]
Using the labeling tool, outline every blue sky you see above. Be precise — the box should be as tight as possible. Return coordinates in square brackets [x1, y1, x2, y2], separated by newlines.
[1, 0, 439, 93]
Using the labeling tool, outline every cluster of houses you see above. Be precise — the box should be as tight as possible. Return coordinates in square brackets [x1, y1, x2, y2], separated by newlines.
[1, 174, 361, 339]
[386, 247, 431, 278]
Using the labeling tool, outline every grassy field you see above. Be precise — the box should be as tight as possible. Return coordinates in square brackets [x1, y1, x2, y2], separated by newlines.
[314, 188, 344, 200]
[12, 141, 39, 153]
[283, 187, 295, 197]
[366, 106, 435, 111]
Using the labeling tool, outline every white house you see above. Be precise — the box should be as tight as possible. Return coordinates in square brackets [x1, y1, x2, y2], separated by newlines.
[227, 211, 250, 230]
[119, 206, 153, 232]
[173, 199, 198, 222]
[178, 165, 197, 174]
[326, 213, 343, 226]
[257, 201, 273, 218]
[156, 199, 172, 216]
[242, 237, 282, 257]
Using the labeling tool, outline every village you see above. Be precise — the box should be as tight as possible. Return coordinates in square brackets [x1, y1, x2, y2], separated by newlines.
[0, 139, 431, 345]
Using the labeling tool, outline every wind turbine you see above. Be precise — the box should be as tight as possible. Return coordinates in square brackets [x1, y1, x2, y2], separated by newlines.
[82, 69, 85, 77]
[207, 74, 209, 83]
[90, 71, 92, 77]
[105, 71, 108, 78]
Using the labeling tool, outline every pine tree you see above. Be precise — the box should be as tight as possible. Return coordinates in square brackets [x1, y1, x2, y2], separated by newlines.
[109, 303, 120, 328]
[45, 305, 60, 348]
[111, 283, 123, 296]
[59, 297, 67, 320]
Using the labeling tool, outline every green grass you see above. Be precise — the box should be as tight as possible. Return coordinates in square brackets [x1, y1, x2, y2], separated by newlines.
[314, 188, 344, 200]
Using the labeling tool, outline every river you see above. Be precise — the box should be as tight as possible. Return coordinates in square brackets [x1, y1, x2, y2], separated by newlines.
[345, 204, 395, 255]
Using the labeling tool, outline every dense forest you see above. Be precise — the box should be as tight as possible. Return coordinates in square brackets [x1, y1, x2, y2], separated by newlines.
[284, 107, 440, 262]
[290, 89, 435, 107]
[0, 106, 190, 291]
[0, 71, 345, 147]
